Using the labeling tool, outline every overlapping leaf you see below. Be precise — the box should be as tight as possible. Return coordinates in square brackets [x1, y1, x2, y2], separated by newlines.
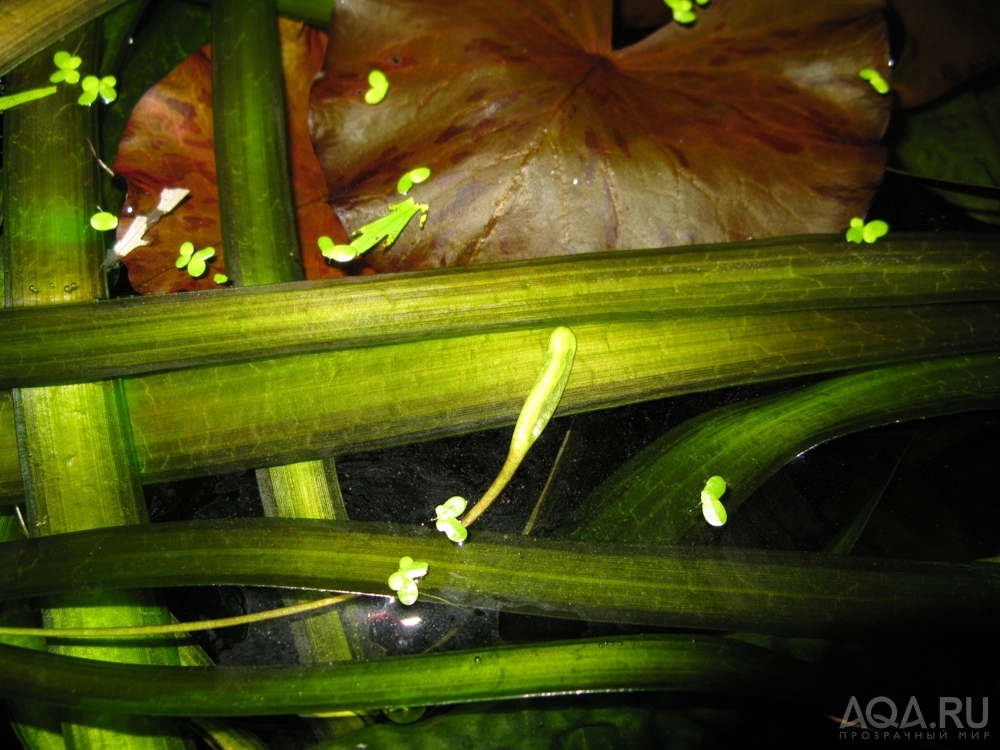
[309, 0, 891, 272]
[894, 79, 1000, 225]
[887, 0, 1000, 108]
[113, 19, 349, 294]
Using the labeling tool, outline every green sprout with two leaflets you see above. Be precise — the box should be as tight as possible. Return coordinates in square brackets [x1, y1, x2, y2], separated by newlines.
[859, 67, 890, 95]
[427, 326, 577, 550]
[388, 556, 429, 606]
[664, 0, 710, 25]
[49, 50, 81, 83]
[89, 211, 119, 232]
[365, 69, 389, 104]
[175, 242, 215, 277]
[0, 50, 117, 112]
[700, 476, 728, 527]
[78, 74, 118, 106]
[318, 167, 431, 263]
[846, 217, 889, 244]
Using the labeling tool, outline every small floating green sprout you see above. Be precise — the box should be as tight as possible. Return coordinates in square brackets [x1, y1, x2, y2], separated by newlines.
[0, 50, 83, 112]
[320, 168, 431, 263]
[89, 210, 119, 231]
[859, 67, 890, 95]
[664, 0, 710, 25]
[435, 496, 469, 543]
[397, 166, 431, 195]
[175, 241, 216, 278]
[845, 217, 889, 244]
[78, 74, 117, 106]
[365, 69, 389, 104]
[388, 556, 429, 606]
[461, 326, 577, 528]
[213, 273, 229, 285]
[49, 51, 82, 84]
[700, 475, 728, 527]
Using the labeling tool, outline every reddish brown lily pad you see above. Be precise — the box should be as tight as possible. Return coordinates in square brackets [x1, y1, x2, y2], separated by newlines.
[114, 19, 348, 294]
[310, 0, 891, 272]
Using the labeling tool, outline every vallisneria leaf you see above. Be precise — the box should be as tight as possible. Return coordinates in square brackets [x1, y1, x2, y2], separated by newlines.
[1, 519, 998, 639]
[571, 353, 1000, 546]
[462, 326, 577, 527]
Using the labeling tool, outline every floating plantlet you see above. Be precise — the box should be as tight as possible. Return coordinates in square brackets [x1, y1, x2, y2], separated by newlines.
[435, 496, 468, 543]
[397, 167, 431, 195]
[462, 326, 577, 528]
[365, 69, 389, 104]
[89, 211, 119, 231]
[78, 75, 118, 106]
[213, 273, 229, 285]
[859, 67, 890, 95]
[317, 235, 353, 263]
[175, 241, 216, 278]
[846, 217, 889, 244]
[49, 51, 82, 84]
[388, 556, 429, 606]
[700, 475, 728, 527]
[322, 197, 429, 262]
[664, 0, 710, 25]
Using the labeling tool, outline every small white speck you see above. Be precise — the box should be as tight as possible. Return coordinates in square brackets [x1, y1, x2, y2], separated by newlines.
[572, 178, 578, 185]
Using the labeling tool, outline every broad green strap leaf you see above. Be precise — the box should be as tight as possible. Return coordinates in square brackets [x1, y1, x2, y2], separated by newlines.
[570, 352, 1000, 545]
[2, 236, 997, 388]
[0, 519, 997, 638]
[2, 303, 999, 501]
[0, 634, 848, 717]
